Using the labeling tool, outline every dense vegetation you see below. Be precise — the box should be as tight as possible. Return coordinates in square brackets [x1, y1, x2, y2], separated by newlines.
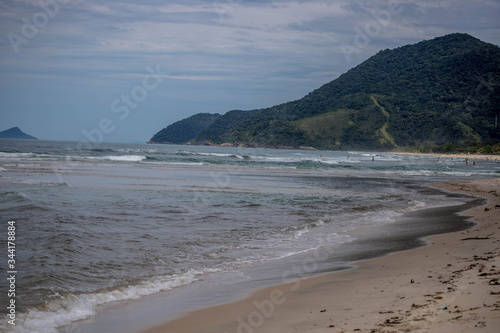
[150, 33, 500, 151]
[149, 113, 221, 144]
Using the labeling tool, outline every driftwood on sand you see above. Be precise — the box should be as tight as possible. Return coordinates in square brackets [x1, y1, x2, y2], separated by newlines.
[460, 232, 494, 241]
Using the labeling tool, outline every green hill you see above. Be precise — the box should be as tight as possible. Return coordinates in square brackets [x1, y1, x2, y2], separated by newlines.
[149, 113, 221, 144]
[149, 33, 500, 151]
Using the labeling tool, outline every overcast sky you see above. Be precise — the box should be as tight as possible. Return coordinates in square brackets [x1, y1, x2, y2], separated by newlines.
[1, 0, 499, 142]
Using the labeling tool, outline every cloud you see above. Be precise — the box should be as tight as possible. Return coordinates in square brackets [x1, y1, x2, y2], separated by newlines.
[0, 0, 499, 141]
[220, 1, 349, 29]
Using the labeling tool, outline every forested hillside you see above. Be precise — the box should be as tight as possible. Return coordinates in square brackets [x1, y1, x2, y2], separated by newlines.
[150, 34, 500, 151]
[149, 113, 221, 144]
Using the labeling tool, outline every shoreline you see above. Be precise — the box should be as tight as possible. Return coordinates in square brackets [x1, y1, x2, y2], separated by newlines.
[390, 151, 500, 162]
[147, 141, 500, 160]
[142, 178, 500, 333]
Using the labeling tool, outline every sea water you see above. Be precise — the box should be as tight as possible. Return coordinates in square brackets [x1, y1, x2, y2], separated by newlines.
[0, 140, 498, 333]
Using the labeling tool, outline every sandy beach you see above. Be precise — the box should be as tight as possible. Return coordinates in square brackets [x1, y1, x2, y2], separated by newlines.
[143, 178, 500, 333]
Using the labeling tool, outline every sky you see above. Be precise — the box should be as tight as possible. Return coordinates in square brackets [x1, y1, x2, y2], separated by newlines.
[0, 0, 499, 143]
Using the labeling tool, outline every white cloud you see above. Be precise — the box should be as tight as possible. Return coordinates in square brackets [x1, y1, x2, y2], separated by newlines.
[222, 1, 349, 30]
[1, 0, 500, 141]
[78, 2, 114, 14]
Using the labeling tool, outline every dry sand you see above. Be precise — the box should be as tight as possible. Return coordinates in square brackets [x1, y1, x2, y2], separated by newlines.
[143, 178, 500, 333]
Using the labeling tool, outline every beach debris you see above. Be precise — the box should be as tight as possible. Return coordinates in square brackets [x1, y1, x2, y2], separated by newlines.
[384, 317, 402, 325]
[320, 309, 327, 312]
[484, 207, 490, 211]
[475, 256, 493, 262]
[410, 279, 414, 283]
[460, 233, 494, 241]
[443, 306, 448, 310]
[454, 263, 480, 273]
[489, 278, 499, 285]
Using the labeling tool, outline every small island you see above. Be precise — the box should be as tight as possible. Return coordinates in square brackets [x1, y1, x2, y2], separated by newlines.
[0, 127, 38, 140]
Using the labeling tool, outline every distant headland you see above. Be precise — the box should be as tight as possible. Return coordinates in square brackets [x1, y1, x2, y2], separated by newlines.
[149, 33, 500, 153]
[0, 127, 38, 140]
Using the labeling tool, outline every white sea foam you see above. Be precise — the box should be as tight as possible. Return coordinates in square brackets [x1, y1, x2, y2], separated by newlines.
[198, 152, 234, 157]
[379, 170, 437, 176]
[442, 171, 475, 177]
[87, 155, 147, 162]
[197, 152, 246, 160]
[293, 226, 309, 239]
[253, 156, 339, 165]
[0, 152, 51, 159]
[5, 269, 218, 333]
[0, 152, 33, 158]
[147, 161, 204, 166]
[408, 200, 426, 210]
[117, 148, 159, 154]
[0, 153, 147, 163]
[244, 231, 354, 263]
[351, 209, 401, 228]
[316, 158, 339, 165]
[253, 156, 296, 163]
[165, 162, 204, 166]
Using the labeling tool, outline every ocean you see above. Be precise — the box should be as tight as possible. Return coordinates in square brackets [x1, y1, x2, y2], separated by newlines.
[0, 140, 498, 333]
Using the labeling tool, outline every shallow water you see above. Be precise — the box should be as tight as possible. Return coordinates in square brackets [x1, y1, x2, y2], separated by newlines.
[0, 140, 498, 333]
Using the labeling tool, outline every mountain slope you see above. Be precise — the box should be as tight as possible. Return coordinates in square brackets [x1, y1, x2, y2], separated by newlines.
[0, 127, 38, 140]
[150, 33, 500, 150]
[149, 113, 221, 144]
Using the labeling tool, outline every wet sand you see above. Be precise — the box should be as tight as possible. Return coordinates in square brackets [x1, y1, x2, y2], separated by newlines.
[143, 178, 500, 333]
